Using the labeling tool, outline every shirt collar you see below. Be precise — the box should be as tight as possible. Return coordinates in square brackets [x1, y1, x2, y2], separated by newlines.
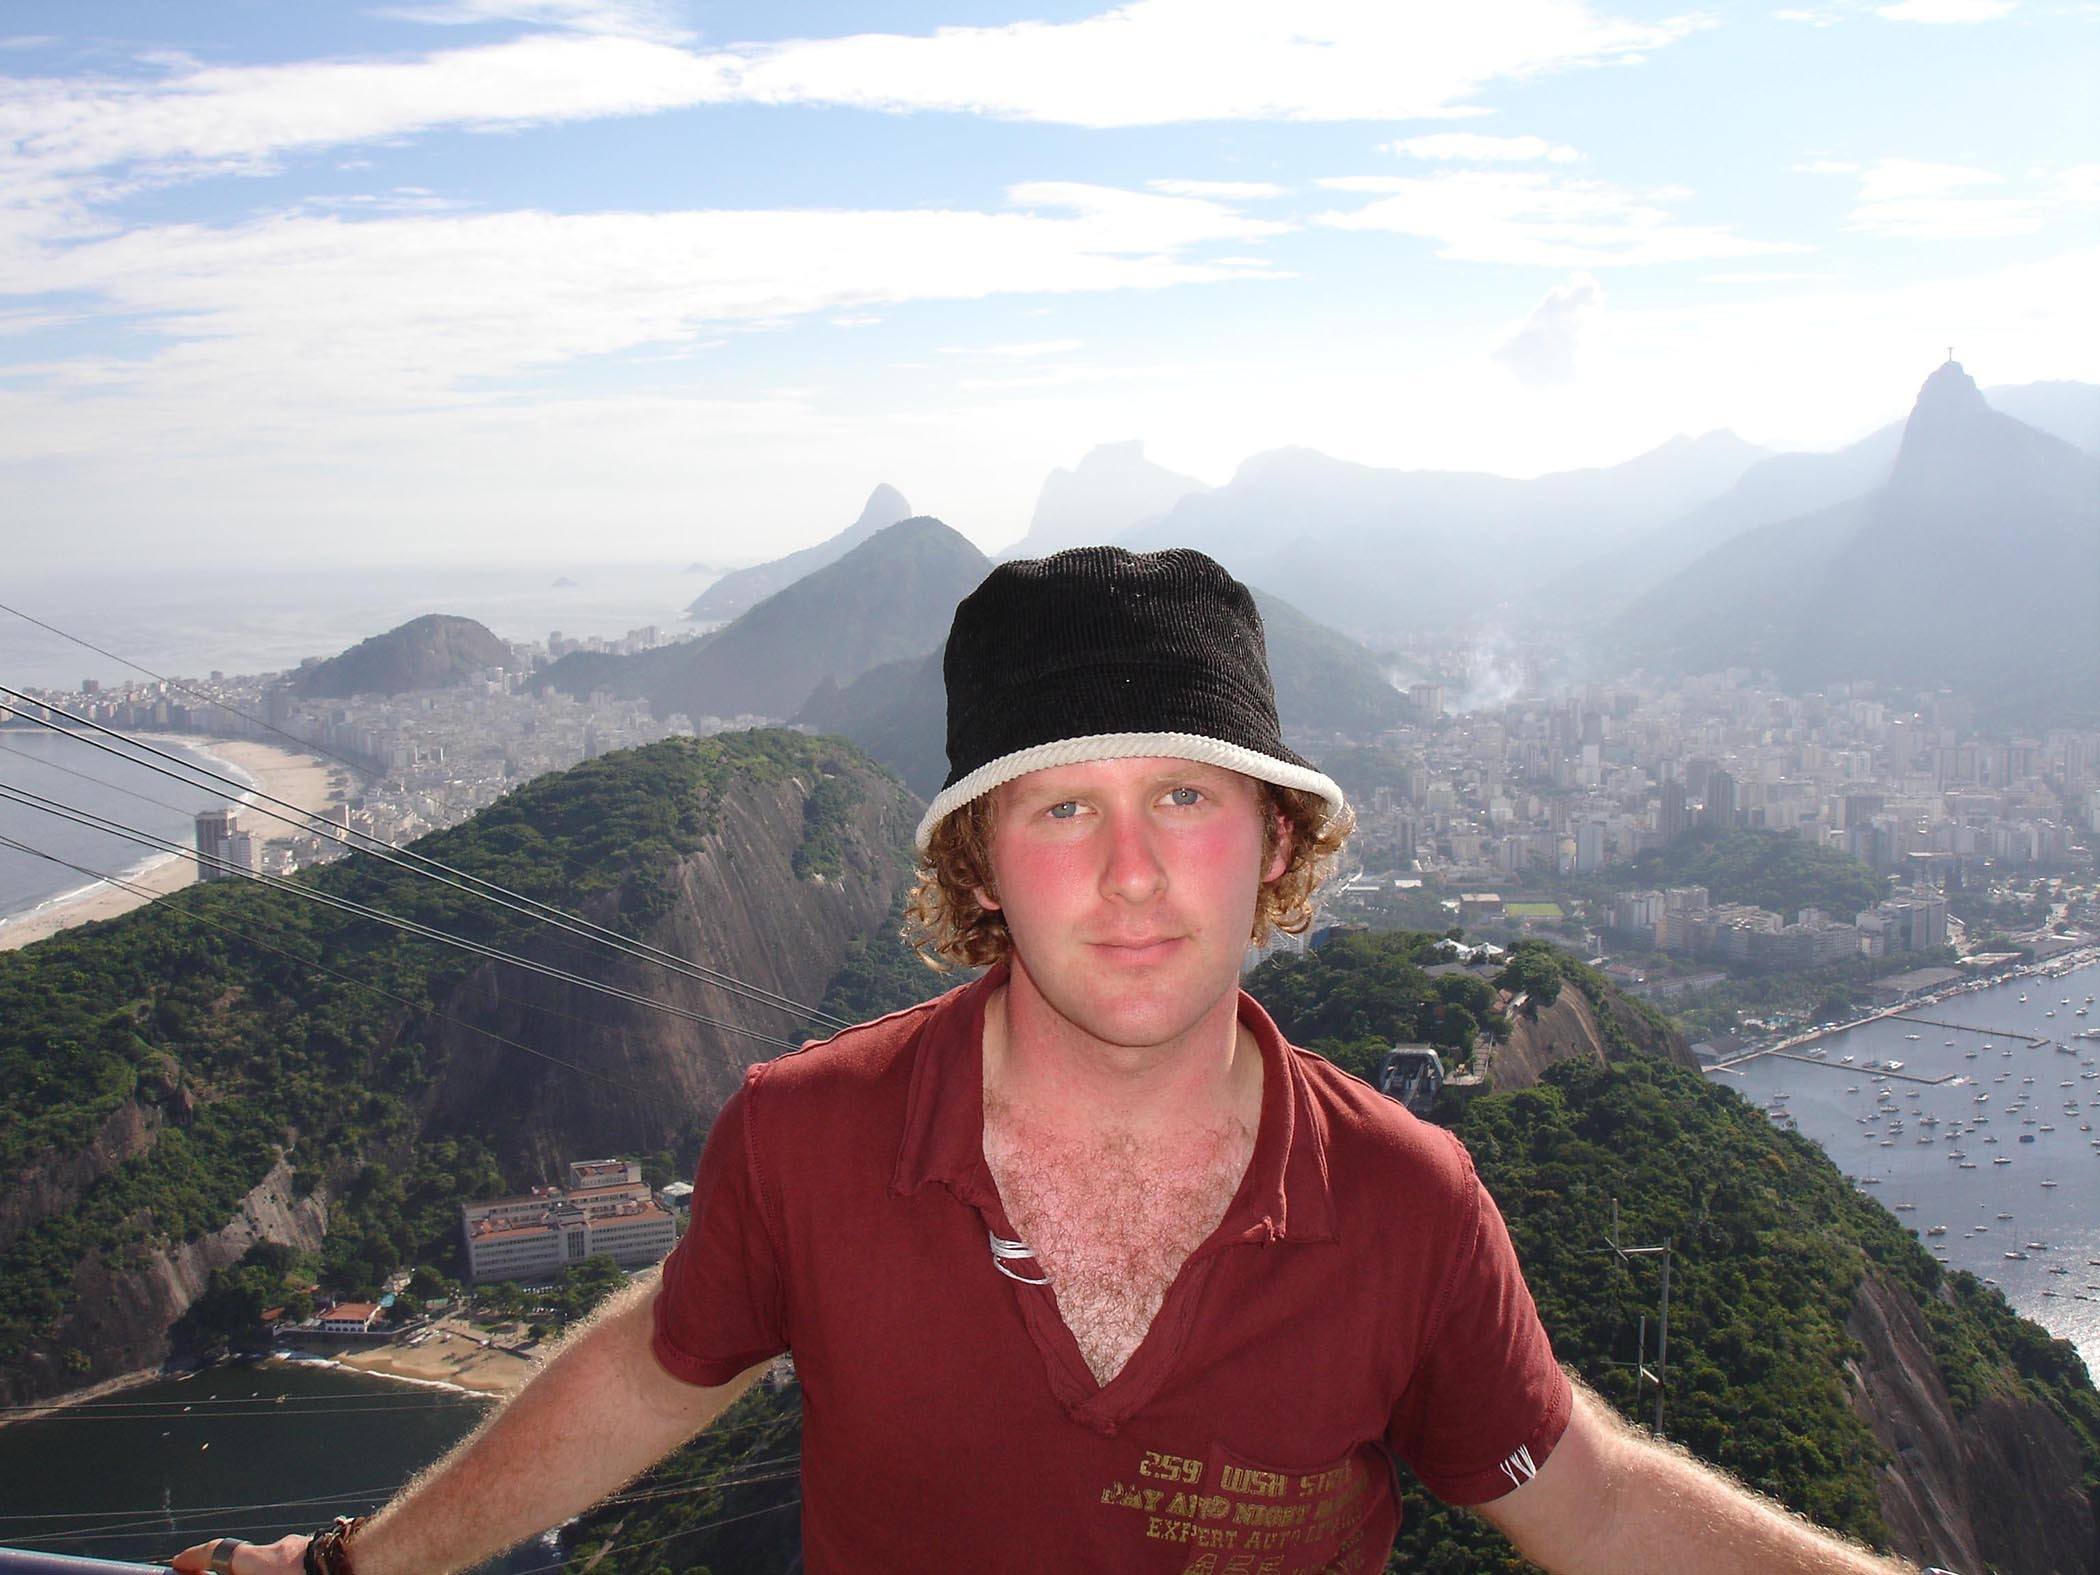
[889, 960, 1337, 1244]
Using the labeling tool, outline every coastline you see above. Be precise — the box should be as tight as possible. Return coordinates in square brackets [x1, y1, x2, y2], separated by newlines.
[0, 733, 346, 953]
[331, 1322, 541, 1396]
[0, 1331, 526, 1433]
[1704, 942, 2100, 1071]
[0, 1362, 177, 1432]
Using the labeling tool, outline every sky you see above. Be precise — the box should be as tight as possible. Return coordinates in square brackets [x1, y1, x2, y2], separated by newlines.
[1, 0, 2094, 568]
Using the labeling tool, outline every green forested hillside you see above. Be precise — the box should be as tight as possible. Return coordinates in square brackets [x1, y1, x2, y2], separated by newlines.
[292, 613, 512, 697]
[1248, 929, 1505, 1071]
[1618, 825, 1885, 918]
[0, 730, 907, 1383]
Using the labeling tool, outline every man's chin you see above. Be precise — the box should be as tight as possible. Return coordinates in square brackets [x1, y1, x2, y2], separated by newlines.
[1050, 980, 1223, 1051]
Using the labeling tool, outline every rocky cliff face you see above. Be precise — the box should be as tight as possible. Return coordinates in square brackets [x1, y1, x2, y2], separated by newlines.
[4, 1157, 330, 1407]
[426, 756, 918, 1173]
[1846, 1268, 2098, 1574]
[3, 738, 920, 1409]
[0, 1096, 166, 1256]
[1479, 982, 1697, 1090]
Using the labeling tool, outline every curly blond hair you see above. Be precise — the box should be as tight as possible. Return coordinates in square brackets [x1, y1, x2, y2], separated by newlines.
[904, 781, 1353, 970]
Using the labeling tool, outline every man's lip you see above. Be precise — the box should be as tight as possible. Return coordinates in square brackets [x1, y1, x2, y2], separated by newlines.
[1093, 937, 1184, 952]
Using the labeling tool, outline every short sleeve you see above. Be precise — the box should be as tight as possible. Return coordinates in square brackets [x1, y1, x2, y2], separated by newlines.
[1384, 1145, 1572, 1506]
[651, 1072, 790, 1387]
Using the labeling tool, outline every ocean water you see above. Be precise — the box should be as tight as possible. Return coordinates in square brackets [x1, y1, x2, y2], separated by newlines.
[0, 561, 718, 692]
[1713, 957, 2100, 1380]
[0, 730, 255, 925]
[0, 560, 719, 923]
[0, 1360, 550, 1571]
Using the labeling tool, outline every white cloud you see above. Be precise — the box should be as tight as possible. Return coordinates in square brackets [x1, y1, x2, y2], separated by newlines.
[1147, 179, 1288, 199]
[374, 0, 692, 38]
[1313, 170, 1800, 267]
[0, 35, 738, 184]
[1701, 270, 1838, 283]
[938, 340, 1087, 358]
[1852, 158, 1996, 201]
[0, 185, 1283, 440]
[1876, 0, 2017, 18]
[1493, 272, 1604, 385]
[729, 1, 1702, 128]
[1383, 132, 1581, 163]
[0, 0, 1704, 209]
[2055, 164, 2100, 204]
[1800, 157, 2093, 239]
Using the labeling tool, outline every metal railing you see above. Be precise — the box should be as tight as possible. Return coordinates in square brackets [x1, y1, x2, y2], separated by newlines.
[0, 1550, 167, 1572]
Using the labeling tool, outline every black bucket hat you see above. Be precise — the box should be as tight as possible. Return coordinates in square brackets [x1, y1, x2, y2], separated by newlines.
[915, 545, 1347, 849]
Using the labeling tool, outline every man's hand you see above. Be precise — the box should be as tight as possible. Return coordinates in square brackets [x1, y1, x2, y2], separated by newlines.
[160, 1275, 761, 1575]
[167, 1533, 310, 1573]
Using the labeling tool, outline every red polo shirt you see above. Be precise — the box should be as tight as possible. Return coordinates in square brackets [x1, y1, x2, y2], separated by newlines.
[653, 964, 1570, 1573]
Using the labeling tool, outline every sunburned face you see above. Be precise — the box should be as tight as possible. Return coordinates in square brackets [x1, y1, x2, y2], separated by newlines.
[975, 756, 1289, 1056]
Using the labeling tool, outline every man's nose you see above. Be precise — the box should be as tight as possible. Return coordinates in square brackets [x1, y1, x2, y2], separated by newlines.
[1098, 805, 1167, 903]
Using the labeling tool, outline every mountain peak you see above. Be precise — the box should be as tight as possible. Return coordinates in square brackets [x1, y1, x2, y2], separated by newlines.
[1913, 357, 1987, 420]
[1005, 441, 1207, 558]
[1892, 358, 2037, 493]
[685, 483, 914, 622]
[294, 613, 511, 698]
[853, 483, 912, 534]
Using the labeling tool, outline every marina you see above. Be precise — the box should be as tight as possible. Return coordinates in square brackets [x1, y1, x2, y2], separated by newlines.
[1715, 954, 2100, 1380]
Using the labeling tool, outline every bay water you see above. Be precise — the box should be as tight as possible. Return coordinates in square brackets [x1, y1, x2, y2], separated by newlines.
[1713, 956, 2100, 1381]
[0, 561, 718, 693]
[0, 730, 253, 925]
[0, 1360, 557, 1571]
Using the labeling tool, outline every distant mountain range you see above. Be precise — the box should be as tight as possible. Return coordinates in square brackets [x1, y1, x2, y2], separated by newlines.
[1113, 430, 1772, 636]
[1547, 379, 2100, 621]
[1000, 440, 1207, 559]
[685, 483, 912, 623]
[546, 503, 1412, 791]
[585, 362, 2096, 740]
[293, 614, 511, 698]
[1616, 361, 2100, 727]
[545, 516, 992, 723]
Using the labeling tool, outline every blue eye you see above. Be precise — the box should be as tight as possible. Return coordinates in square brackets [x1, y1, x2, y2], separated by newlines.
[1047, 801, 1080, 819]
[1167, 786, 1202, 807]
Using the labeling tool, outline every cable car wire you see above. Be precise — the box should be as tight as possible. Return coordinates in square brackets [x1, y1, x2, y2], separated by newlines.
[0, 785, 805, 1052]
[0, 833, 656, 1096]
[0, 689, 853, 1033]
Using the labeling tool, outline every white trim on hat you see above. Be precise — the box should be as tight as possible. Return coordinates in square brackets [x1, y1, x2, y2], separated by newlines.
[913, 731, 1348, 851]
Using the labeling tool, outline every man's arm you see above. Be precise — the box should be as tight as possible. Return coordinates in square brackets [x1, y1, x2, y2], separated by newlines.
[174, 1273, 764, 1575]
[1476, 1378, 1917, 1575]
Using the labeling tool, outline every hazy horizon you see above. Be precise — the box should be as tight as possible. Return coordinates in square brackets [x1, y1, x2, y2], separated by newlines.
[3, 2, 2094, 572]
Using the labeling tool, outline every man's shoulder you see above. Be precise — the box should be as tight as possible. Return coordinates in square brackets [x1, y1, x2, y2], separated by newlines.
[1284, 1042, 1479, 1207]
[753, 983, 962, 1097]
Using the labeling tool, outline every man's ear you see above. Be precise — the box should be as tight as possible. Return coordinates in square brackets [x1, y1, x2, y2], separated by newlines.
[1263, 805, 1293, 884]
[973, 885, 1002, 913]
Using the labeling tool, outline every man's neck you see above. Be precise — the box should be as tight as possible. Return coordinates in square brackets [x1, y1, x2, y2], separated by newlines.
[981, 962, 1261, 1142]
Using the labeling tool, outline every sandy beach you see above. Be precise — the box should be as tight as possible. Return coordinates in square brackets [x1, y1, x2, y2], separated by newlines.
[334, 1322, 542, 1396]
[0, 733, 348, 953]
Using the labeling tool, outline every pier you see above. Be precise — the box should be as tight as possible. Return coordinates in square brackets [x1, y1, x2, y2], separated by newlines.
[1888, 1014, 2051, 1048]
[1712, 1048, 1958, 1084]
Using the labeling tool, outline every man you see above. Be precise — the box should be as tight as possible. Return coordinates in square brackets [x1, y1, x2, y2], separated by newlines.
[179, 548, 1924, 1574]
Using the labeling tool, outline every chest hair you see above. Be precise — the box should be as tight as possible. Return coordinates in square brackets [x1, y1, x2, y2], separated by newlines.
[985, 1106, 1255, 1386]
